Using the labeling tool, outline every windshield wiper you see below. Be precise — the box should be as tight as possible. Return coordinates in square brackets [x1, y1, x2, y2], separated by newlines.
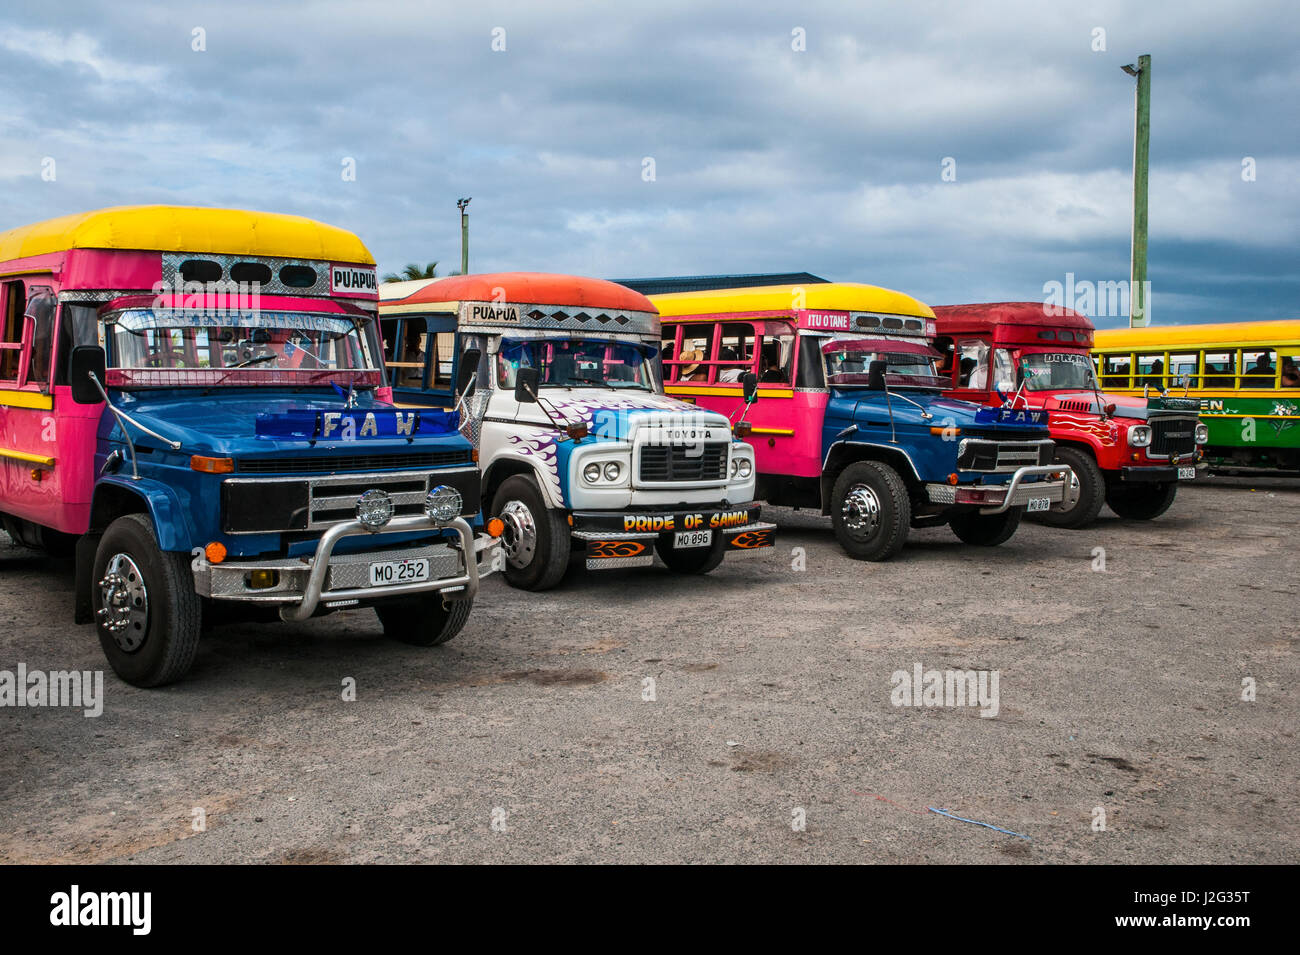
[233, 353, 278, 368]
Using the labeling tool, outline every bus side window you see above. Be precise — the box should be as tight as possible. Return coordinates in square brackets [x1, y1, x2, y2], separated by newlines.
[794, 335, 826, 389]
[431, 332, 455, 390]
[24, 288, 57, 389]
[957, 339, 988, 388]
[380, 318, 399, 364]
[1, 281, 26, 381]
[1169, 353, 1197, 389]
[1203, 351, 1232, 388]
[1240, 349, 1277, 388]
[758, 329, 795, 384]
[1282, 351, 1300, 388]
[1100, 354, 1130, 388]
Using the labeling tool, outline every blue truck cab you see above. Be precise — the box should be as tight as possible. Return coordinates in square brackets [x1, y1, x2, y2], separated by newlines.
[651, 281, 1077, 560]
[0, 206, 500, 687]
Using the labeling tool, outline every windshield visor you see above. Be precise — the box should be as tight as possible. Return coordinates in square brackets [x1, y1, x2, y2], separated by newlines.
[822, 338, 945, 387]
[106, 309, 382, 388]
[497, 338, 654, 390]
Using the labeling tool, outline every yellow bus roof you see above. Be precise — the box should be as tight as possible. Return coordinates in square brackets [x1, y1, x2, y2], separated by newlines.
[1094, 320, 1299, 351]
[0, 205, 374, 264]
[651, 282, 934, 319]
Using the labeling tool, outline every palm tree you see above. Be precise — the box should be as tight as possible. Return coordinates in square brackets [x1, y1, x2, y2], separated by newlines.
[381, 262, 441, 283]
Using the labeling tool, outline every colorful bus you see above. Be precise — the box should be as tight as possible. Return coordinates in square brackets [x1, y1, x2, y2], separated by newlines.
[934, 303, 1207, 526]
[1093, 321, 1299, 473]
[653, 283, 1075, 560]
[378, 273, 774, 590]
[0, 206, 500, 686]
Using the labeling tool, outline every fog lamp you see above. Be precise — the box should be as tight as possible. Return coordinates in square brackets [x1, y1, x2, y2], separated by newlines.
[424, 485, 462, 523]
[356, 489, 394, 529]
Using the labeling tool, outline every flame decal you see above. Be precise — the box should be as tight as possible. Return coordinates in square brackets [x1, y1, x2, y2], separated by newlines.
[729, 530, 774, 549]
[589, 540, 648, 558]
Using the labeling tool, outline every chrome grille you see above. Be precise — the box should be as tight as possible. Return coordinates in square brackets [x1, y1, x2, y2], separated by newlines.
[239, 451, 469, 474]
[638, 442, 728, 483]
[1148, 415, 1198, 459]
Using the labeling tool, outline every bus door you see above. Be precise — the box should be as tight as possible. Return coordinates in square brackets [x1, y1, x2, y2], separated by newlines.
[380, 313, 458, 407]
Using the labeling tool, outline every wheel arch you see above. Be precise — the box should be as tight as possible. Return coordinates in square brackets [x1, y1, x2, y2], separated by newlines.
[820, 441, 921, 515]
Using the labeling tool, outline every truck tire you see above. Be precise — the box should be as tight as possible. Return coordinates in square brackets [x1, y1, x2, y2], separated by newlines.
[1034, 445, 1104, 529]
[948, 506, 1023, 546]
[830, 461, 910, 561]
[491, 474, 571, 591]
[1105, 481, 1177, 520]
[375, 594, 473, 646]
[655, 532, 727, 574]
[92, 514, 202, 687]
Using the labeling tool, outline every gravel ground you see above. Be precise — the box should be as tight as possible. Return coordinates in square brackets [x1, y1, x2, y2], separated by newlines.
[1, 481, 1296, 864]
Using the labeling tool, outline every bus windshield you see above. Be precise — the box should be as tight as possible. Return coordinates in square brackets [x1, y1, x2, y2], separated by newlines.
[106, 308, 382, 388]
[1020, 351, 1100, 391]
[497, 338, 654, 390]
[822, 339, 946, 388]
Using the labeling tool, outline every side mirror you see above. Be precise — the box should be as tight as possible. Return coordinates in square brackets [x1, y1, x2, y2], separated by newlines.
[741, 371, 758, 403]
[514, 366, 539, 403]
[866, 359, 888, 391]
[70, 346, 107, 405]
[455, 348, 480, 398]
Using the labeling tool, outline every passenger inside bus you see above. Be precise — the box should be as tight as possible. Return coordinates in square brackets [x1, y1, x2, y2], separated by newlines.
[1283, 357, 1300, 387]
[759, 342, 787, 383]
[1242, 352, 1275, 387]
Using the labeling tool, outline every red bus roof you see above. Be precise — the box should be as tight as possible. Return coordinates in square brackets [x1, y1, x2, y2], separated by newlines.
[932, 302, 1095, 332]
[381, 272, 654, 313]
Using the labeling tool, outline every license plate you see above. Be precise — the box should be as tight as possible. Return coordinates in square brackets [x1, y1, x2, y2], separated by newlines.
[673, 530, 712, 549]
[369, 558, 430, 586]
[1178, 466, 1196, 480]
[1026, 497, 1051, 513]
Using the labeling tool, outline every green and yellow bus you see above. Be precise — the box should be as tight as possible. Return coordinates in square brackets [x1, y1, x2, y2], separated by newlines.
[1093, 321, 1300, 473]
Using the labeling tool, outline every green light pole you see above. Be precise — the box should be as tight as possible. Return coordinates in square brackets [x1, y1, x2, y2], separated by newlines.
[1122, 55, 1151, 327]
[457, 198, 471, 275]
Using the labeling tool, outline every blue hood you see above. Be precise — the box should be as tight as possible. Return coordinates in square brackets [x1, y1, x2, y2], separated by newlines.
[108, 388, 470, 457]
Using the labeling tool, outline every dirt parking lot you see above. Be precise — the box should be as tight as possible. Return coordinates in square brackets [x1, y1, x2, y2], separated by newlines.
[1, 481, 1296, 864]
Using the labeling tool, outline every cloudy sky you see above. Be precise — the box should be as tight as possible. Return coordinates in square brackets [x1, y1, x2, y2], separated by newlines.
[1, 0, 1296, 325]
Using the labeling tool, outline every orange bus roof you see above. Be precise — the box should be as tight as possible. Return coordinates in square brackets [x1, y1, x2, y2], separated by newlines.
[379, 272, 655, 313]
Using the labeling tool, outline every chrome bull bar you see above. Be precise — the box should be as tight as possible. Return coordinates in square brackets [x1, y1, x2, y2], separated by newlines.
[279, 516, 485, 621]
[925, 464, 1075, 516]
[975, 464, 1075, 515]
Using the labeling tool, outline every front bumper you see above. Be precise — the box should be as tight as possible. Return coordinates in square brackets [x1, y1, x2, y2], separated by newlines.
[925, 465, 1075, 516]
[1118, 462, 1206, 483]
[569, 503, 775, 569]
[192, 516, 501, 621]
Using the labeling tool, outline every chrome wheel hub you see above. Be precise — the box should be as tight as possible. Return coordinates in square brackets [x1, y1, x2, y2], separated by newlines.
[841, 484, 882, 538]
[498, 500, 538, 569]
[97, 553, 149, 652]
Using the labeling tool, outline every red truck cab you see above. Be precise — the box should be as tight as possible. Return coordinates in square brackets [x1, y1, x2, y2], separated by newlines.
[932, 303, 1207, 527]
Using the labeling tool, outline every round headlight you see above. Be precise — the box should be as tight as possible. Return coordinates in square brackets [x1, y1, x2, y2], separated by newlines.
[1128, 425, 1152, 448]
[356, 489, 393, 529]
[1195, 423, 1209, 445]
[584, 462, 602, 483]
[603, 461, 621, 482]
[424, 485, 463, 523]
[737, 458, 752, 478]
[729, 458, 739, 477]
